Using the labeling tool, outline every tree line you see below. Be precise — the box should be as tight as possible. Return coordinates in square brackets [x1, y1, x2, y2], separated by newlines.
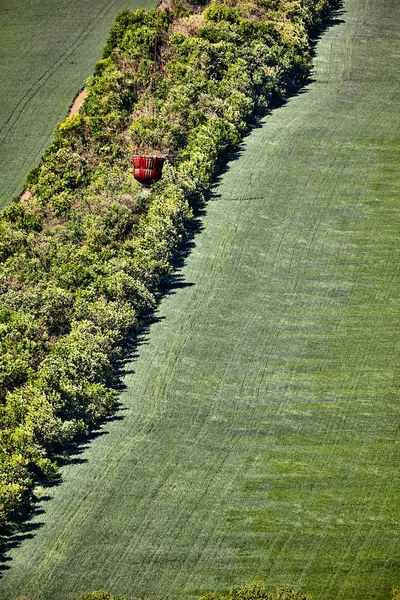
[17, 582, 400, 600]
[0, 0, 339, 532]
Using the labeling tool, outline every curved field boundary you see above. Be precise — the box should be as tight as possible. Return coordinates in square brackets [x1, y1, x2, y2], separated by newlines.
[1, 0, 399, 599]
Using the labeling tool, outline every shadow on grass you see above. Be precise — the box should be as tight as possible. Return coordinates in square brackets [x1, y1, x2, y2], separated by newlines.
[0, 0, 345, 576]
[210, 1, 345, 200]
[0, 500, 47, 572]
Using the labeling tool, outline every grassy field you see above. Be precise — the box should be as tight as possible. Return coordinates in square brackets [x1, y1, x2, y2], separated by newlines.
[1, 0, 400, 599]
[0, 0, 155, 209]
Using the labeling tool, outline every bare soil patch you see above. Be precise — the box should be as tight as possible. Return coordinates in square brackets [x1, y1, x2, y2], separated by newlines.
[69, 89, 87, 116]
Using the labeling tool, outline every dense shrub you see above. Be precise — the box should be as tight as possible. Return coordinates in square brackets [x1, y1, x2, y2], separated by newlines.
[0, 0, 338, 528]
[73, 585, 309, 600]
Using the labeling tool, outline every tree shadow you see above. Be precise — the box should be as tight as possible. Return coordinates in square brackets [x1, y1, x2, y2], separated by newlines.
[0, 0, 346, 576]
[0, 212, 204, 575]
[0, 497, 50, 572]
[209, 1, 345, 196]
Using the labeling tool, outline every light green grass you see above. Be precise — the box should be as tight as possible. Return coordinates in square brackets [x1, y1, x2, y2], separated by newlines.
[0, 0, 155, 209]
[1, 0, 400, 599]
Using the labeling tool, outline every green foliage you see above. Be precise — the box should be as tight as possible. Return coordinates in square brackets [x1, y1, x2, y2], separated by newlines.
[199, 586, 400, 600]
[24, 166, 41, 189]
[71, 583, 400, 600]
[77, 592, 126, 600]
[3, 202, 43, 233]
[204, 4, 239, 23]
[0, 0, 338, 528]
[73, 585, 309, 600]
[200, 584, 311, 600]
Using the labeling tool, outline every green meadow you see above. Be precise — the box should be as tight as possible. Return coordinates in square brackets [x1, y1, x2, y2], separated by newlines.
[0, 0, 154, 208]
[0, 0, 399, 599]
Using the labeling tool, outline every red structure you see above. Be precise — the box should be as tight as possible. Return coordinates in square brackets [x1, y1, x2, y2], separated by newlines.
[132, 154, 165, 186]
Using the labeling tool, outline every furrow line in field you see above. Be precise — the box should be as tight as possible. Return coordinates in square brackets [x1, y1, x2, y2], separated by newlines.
[0, 0, 122, 144]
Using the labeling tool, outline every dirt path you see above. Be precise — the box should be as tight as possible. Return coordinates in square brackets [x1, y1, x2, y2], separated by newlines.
[20, 190, 33, 200]
[69, 88, 87, 116]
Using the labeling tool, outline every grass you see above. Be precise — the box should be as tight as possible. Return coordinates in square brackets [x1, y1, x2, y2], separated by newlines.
[1, 0, 400, 599]
[0, 0, 155, 209]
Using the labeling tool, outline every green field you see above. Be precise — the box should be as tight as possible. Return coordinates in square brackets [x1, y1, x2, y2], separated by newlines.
[0, 0, 154, 209]
[1, 0, 400, 599]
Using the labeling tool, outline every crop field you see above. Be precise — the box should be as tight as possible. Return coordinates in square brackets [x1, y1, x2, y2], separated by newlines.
[0, 0, 154, 209]
[1, 0, 400, 599]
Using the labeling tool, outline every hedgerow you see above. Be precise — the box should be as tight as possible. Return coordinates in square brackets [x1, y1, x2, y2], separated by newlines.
[20, 583, 400, 600]
[75, 583, 310, 600]
[0, 0, 339, 530]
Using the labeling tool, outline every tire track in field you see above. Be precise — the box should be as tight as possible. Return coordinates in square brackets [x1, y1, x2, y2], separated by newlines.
[218, 5, 400, 582]
[0, 0, 121, 144]
[106, 205, 260, 586]
[243, 195, 354, 589]
[173, 165, 341, 588]
[105, 199, 267, 588]
[25, 215, 247, 592]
